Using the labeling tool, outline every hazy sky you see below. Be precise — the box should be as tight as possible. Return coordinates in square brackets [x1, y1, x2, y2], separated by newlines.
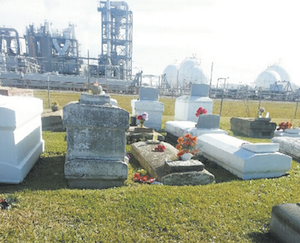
[1, 0, 300, 86]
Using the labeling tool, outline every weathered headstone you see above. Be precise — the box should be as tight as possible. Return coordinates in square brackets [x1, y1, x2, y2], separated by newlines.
[131, 87, 164, 131]
[230, 117, 276, 138]
[198, 133, 292, 180]
[274, 128, 300, 137]
[175, 84, 213, 122]
[63, 93, 129, 189]
[0, 95, 44, 183]
[270, 203, 300, 243]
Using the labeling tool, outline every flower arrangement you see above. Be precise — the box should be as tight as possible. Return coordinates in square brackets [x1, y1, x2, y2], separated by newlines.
[175, 133, 199, 158]
[258, 107, 265, 116]
[133, 169, 156, 184]
[51, 101, 59, 111]
[195, 107, 208, 117]
[277, 121, 293, 131]
[137, 112, 148, 127]
[153, 144, 165, 152]
[0, 198, 9, 210]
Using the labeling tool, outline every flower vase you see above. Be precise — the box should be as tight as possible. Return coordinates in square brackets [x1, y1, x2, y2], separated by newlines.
[140, 120, 144, 128]
[181, 153, 193, 161]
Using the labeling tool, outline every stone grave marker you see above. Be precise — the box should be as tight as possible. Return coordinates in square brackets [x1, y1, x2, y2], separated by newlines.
[63, 93, 129, 189]
[131, 87, 164, 131]
[131, 141, 215, 186]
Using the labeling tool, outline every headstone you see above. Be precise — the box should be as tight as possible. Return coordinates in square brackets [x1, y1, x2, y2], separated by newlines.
[0, 95, 44, 183]
[230, 117, 276, 138]
[165, 114, 227, 141]
[131, 87, 164, 131]
[41, 109, 64, 132]
[63, 93, 129, 189]
[198, 133, 292, 180]
[175, 84, 213, 122]
[270, 203, 300, 243]
[139, 87, 159, 101]
[196, 114, 220, 129]
[271, 137, 300, 161]
[190, 83, 209, 97]
[131, 141, 215, 186]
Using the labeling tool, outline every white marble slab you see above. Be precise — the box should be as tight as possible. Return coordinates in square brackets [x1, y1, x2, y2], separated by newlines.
[198, 133, 292, 180]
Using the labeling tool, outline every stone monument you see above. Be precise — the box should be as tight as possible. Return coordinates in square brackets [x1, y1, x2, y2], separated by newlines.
[63, 93, 129, 189]
[174, 84, 213, 122]
[131, 87, 164, 131]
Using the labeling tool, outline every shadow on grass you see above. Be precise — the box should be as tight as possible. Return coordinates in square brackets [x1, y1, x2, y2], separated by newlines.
[0, 156, 68, 193]
[247, 231, 280, 243]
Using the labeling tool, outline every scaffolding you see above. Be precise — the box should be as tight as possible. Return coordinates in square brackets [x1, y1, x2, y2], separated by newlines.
[98, 0, 133, 80]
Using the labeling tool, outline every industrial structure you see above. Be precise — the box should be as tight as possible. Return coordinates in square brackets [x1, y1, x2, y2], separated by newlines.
[0, 0, 299, 100]
[97, 0, 133, 80]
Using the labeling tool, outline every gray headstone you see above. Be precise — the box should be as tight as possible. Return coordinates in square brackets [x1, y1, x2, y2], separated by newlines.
[196, 114, 220, 129]
[190, 84, 209, 97]
[63, 93, 129, 189]
[139, 87, 159, 101]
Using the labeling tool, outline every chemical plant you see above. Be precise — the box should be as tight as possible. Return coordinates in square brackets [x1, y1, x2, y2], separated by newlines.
[0, 0, 299, 100]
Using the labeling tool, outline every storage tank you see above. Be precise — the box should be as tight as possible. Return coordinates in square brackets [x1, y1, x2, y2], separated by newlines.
[163, 64, 178, 88]
[187, 65, 208, 84]
[255, 69, 281, 90]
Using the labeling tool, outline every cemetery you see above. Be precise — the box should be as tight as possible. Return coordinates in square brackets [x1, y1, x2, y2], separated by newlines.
[0, 86, 300, 242]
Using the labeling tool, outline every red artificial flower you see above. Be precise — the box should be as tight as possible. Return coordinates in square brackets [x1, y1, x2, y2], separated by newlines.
[141, 175, 149, 182]
[149, 178, 156, 183]
[133, 173, 141, 182]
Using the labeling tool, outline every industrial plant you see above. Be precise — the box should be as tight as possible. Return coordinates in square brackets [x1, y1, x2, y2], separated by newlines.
[0, 0, 299, 100]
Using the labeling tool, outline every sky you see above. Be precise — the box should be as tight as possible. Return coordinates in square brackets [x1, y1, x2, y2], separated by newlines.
[1, 0, 300, 86]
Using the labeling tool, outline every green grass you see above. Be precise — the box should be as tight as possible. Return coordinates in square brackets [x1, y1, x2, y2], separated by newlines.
[1, 91, 300, 242]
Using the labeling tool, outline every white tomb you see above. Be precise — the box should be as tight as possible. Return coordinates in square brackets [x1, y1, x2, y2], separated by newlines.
[198, 133, 292, 180]
[165, 114, 227, 138]
[0, 95, 44, 183]
[271, 136, 300, 161]
[175, 84, 213, 122]
[274, 128, 300, 137]
[131, 87, 164, 131]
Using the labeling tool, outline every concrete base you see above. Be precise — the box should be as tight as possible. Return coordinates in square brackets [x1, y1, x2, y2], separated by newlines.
[42, 109, 64, 132]
[0, 141, 44, 184]
[65, 159, 128, 189]
[198, 133, 292, 180]
[165, 120, 227, 139]
[270, 203, 300, 243]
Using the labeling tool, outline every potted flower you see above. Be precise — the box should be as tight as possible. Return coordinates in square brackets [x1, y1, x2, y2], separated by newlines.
[51, 101, 59, 111]
[136, 112, 148, 127]
[258, 107, 265, 118]
[175, 133, 199, 160]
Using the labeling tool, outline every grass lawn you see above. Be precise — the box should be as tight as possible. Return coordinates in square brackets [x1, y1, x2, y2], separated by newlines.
[1, 91, 300, 242]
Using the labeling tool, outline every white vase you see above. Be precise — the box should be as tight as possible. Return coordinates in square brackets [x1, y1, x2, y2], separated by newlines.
[181, 153, 193, 161]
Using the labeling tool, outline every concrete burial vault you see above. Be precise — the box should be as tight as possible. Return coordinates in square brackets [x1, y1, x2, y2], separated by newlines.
[198, 133, 292, 180]
[0, 95, 44, 183]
